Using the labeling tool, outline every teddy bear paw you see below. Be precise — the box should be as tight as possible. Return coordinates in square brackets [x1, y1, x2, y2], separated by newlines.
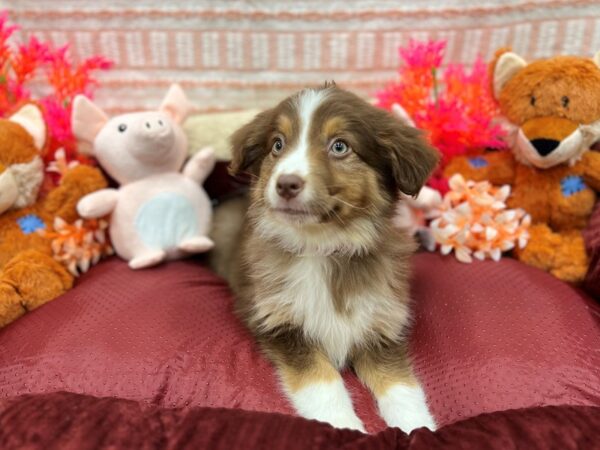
[0, 283, 26, 328]
[2, 251, 73, 312]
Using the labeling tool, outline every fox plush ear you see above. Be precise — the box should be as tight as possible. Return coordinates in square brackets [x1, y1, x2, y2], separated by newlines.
[160, 84, 194, 124]
[493, 51, 527, 98]
[72, 95, 109, 151]
[593, 51, 600, 68]
[9, 104, 46, 150]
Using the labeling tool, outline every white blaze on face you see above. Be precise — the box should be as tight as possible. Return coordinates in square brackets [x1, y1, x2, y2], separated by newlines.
[267, 89, 328, 207]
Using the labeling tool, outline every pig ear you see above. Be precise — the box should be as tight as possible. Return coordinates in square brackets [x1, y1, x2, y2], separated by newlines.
[160, 84, 194, 124]
[72, 95, 109, 146]
[9, 104, 46, 150]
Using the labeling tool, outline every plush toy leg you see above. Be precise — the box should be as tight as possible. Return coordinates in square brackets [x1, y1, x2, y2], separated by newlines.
[550, 230, 588, 283]
[0, 283, 26, 328]
[1, 250, 74, 315]
[516, 224, 588, 283]
[178, 236, 215, 253]
[128, 249, 167, 270]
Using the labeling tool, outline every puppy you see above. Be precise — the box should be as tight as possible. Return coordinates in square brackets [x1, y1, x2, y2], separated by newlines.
[212, 83, 439, 432]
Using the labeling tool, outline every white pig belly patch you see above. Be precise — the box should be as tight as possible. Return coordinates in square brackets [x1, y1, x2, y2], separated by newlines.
[134, 192, 198, 249]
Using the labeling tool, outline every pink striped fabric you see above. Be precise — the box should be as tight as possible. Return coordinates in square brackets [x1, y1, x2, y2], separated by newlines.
[5, 0, 600, 113]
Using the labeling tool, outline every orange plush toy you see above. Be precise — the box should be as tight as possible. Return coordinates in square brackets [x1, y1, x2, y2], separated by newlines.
[0, 104, 107, 328]
[444, 49, 600, 283]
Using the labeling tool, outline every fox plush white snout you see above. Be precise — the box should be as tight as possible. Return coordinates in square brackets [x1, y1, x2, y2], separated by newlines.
[72, 84, 215, 269]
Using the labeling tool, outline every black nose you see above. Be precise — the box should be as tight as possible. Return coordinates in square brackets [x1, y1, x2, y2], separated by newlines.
[530, 139, 560, 156]
[276, 174, 305, 200]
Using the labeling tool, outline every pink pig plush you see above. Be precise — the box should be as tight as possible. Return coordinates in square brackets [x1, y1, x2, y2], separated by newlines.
[72, 84, 215, 269]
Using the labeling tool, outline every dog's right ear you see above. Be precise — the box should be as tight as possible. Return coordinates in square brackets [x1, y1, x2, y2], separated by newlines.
[229, 109, 276, 178]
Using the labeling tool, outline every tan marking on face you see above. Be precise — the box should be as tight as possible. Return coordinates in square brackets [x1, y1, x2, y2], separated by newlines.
[277, 114, 294, 140]
[322, 116, 346, 139]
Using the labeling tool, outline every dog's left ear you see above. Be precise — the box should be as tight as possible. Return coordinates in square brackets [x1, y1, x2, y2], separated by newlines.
[375, 112, 439, 196]
[229, 108, 276, 178]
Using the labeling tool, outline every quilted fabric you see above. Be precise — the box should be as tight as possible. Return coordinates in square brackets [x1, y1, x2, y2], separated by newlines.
[0, 254, 599, 434]
[584, 203, 600, 298]
[1, 392, 599, 450]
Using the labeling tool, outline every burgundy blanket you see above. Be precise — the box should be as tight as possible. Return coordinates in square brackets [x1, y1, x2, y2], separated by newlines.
[0, 392, 598, 450]
[1, 253, 599, 433]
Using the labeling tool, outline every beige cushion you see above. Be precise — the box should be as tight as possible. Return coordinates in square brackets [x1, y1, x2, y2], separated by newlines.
[183, 109, 260, 161]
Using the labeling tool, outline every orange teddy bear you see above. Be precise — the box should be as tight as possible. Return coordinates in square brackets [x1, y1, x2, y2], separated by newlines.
[445, 49, 600, 283]
[0, 104, 107, 328]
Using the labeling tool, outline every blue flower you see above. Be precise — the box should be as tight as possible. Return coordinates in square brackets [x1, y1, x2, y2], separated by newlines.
[561, 175, 586, 197]
[468, 157, 488, 168]
[17, 214, 46, 235]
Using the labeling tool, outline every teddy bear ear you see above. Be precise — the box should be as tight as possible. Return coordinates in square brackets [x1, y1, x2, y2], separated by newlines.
[493, 52, 528, 98]
[593, 51, 600, 68]
[9, 104, 46, 151]
[71, 95, 109, 150]
[159, 84, 195, 124]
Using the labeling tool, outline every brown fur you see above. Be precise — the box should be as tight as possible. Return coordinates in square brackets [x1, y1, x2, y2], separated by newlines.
[0, 120, 40, 164]
[445, 51, 600, 283]
[0, 116, 107, 328]
[213, 85, 438, 412]
[353, 341, 416, 397]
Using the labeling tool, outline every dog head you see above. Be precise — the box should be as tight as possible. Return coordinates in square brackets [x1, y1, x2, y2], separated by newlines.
[229, 84, 438, 255]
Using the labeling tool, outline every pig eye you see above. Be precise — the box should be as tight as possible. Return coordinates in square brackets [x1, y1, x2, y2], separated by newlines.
[118, 124, 127, 133]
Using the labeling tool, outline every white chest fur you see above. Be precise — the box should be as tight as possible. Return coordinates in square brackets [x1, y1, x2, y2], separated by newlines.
[255, 255, 407, 368]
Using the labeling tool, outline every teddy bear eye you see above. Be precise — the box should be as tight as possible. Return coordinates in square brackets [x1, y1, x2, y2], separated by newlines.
[530, 96, 536, 106]
[118, 124, 127, 133]
[562, 96, 570, 108]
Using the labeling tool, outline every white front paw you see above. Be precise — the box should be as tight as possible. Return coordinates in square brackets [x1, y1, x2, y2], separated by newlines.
[378, 385, 436, 433]
[288, 380, 366, 433]
[319, 410, 365, 432]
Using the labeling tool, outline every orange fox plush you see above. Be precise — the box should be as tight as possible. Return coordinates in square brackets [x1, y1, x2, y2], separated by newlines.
[445, 49, 600, 283]
[0, 104, 106, 328]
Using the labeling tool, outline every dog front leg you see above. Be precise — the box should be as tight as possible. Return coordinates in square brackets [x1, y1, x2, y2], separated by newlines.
[353, 341, 436, 433]
[260, 329, 365, 432]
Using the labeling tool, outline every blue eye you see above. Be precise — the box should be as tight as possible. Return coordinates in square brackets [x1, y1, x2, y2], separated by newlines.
[330, 140, 350, 156]
[118, 124, 127, 132]
[272, 137, 284, 154]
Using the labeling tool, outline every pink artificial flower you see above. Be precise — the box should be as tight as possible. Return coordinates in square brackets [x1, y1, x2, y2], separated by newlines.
[398, 39, 445, 70]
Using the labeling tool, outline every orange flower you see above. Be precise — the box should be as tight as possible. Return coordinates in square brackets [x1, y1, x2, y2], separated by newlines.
[429, 174, 530, 263]
[40, 217, 114, 276]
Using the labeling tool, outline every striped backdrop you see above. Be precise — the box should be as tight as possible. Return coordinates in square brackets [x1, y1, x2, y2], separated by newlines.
[5, 0, 600, 113]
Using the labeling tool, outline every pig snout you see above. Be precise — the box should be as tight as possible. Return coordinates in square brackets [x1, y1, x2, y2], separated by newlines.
[131, 117, 176, 159]
[139, 118, 172, 142]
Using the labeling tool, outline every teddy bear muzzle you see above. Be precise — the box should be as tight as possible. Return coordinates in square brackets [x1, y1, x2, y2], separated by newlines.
[0, 165, 19, 214]
[516, 116, 594, 169]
